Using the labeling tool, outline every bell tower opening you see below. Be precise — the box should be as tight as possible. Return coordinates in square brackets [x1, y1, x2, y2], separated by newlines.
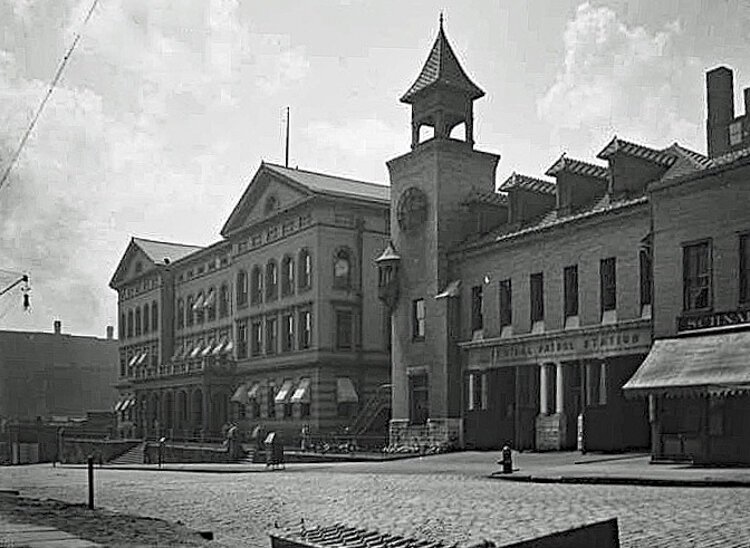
[401, 15, 484, 149]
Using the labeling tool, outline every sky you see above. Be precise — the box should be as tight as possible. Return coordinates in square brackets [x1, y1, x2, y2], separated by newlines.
[0, 0, 749, 337]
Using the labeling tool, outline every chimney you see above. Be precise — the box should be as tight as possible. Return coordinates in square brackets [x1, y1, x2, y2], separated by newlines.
[53, 320, 61, 334]
[106, 325, 114, 340]
[706, 66, 735, 157]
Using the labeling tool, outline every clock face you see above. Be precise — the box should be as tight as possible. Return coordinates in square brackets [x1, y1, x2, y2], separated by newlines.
[397, 187, 428, 231]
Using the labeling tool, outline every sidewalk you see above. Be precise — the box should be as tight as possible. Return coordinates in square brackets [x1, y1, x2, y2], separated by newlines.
[0, 503, 100, 548]
[489, 451, 750, 487]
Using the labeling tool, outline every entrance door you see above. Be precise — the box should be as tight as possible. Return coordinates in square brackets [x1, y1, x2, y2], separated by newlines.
[464, 369, 515, 450]
[515, 366, 539, 450]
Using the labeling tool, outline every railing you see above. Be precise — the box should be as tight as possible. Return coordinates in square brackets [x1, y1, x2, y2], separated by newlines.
[129, 357, 236, 380]
[304, 433, 388, 454]
[348, 383, 391, 436]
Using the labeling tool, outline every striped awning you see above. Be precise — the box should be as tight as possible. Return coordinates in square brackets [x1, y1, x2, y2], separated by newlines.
[212, 337, 227, 356]
[135, 351, 148, 366]
[274, 380, 295, 403]
[290, 378, 311, 403]
[128, 353, 140, 367]
[201, 341, 215, 357]
[230, 383, 249, 405]
[247, 382, 261, 400]
[189, 343, 203, 359]
[624, 330, 750, 398]
[222, 340, 234, 355]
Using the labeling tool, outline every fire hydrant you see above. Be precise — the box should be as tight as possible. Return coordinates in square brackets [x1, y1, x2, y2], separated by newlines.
[498, 444, 513, 474]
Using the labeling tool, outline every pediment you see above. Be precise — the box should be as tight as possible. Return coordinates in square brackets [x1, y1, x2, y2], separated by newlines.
[109, 242, 157, 289]
[220, 164, 312, 237]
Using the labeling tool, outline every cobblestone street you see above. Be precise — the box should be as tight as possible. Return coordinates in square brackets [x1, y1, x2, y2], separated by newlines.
[2, 454, 750, 547]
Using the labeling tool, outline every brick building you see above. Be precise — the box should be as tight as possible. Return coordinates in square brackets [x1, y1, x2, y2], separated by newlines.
[624, 67, 750, 465]
[111, 162, 391, 442]
[381, 21, 735, 453]
[0, 321, 117, 423]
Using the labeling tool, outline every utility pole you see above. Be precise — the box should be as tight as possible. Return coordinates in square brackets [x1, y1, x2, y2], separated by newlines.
[285, 107, 290, 168]
[0, 274, 30, 311]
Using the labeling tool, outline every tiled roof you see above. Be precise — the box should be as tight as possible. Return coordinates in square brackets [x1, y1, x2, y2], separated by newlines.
[462, 188, 509, 206]
[400, 24, 484, 103]
[464, 193, 647, 249]
[498, 172, 556, 195]
[655, 144, 750, 188]
[597, 137, 677, 167]
[264, 163, 390, 204]
[132, 237, 203, 266]
[545, 155, 609, 180]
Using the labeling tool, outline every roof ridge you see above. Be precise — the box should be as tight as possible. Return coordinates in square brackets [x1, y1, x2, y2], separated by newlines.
[546, 155, 609, 179]
[264, 163, 388, 188]
[132, 236, 204, 249]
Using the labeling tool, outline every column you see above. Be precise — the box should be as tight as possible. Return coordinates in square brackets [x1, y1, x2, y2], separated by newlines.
[599, 361, 608, 405]
[202, 389, 210, 440]
[539, 363, 549, 416]
[556, 363, 565, 414]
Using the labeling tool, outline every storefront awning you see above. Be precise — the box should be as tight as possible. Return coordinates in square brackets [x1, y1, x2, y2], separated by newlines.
[624, 331, 750, 397]
[247, 382, 260, 400]
[274, 380, 295, 403]
[230, 383, 249, 405]
[192, 293, 205, 311]
[212, 337, 227, 356]
[201, 341, 215, 357]
[135, 351, 148, 366]
[114, 398, 126, 412]
[290, 378, 311, 403]
[189, 343, 203, 359]
[122, 397, 135, 411]
[336, 377, 358, 403]
[222, 340, 234, 355]
[128, 353, 140, 367]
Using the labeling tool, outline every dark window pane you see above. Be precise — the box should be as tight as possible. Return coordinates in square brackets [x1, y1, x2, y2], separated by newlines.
[564, 265, 579, 318]
[471, 285, 483, 331]
[499, 279, 512, 328]
[530, 273, 544, 322]
[600, 258, 616, 312]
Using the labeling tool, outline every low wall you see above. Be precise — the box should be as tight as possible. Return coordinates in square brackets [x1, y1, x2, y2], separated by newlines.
[61, 439, 140, 464]
[144, 442, 235, 464]
[388, 418, 462, 452]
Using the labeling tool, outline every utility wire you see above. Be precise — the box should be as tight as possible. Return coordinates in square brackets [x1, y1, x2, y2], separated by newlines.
[0, 0, 100, 193]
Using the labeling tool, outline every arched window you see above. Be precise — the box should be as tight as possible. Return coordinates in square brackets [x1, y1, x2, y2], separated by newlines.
[219, 284, 229, 318]
[333, 248, 352, 290]
[135, 307, 142, 336]
[177, 298, 185, 329]
[143, 303, 150, 334]
[251, 266, 263, 305]
[206, 287, 216, 321]
[237, 270, 248, 306]
[281, 255, 295, 296]
[298, 249, 312, 290]
[186, 295, 194, 327]
[127, 310, 134, 338]
[119, 313, 125, 339]
[266, 260, 278, 301]
[152, 301, 158, 331]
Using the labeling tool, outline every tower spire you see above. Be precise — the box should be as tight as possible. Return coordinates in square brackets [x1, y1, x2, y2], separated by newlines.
[439, 11, 443, 30]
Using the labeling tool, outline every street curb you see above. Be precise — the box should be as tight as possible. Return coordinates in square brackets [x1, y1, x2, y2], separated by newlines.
[487, 473, 750, 488]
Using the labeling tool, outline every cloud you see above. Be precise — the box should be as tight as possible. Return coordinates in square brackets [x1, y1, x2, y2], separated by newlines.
[537, 2, 702, 152]
[307, 118, 406, 158]
[0, 0, 310, 336]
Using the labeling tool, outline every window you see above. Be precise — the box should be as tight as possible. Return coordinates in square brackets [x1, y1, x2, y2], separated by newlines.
[409, 373, 429, 425]
[251, 320, 263, 356]
[135, 307, 142, 336]
[586, 361, 608, 406]
[336, 309, 353, 350]
[471, 286, 483, 332]
[282, 313, 294, 352]
[300, 402, 310, 418]
[236, 270, 248, 306]
[176, 299, 184, 329]
[206, 288, 216, 321]
[730, 120, 743, 146]
[266, 384, 276, 418]
[683, 241, 711, 311]
[600, 258, 617, 312]
[186, 295, 194, 327]
[143, 303, 150, 333]
[412, 299, 425, 340]
[740, 234, 750, 304]
[237, 319, 248, 359]
[119, 314, 125, 339]
[299, 309, 312, 349]
[298, 249, 312, 290]
[333, 248, 352, 289]
[219, 284, 229, 318]
[467, 372, 488, 411]
[497, 279, 512, 329]
[266, 260, 278, 301]
[281, 255, 295, 296]
[251, 266, 263, 305]
[564, 265, 579, 318]
[195, 292, 205, 324]
[266, 317, 277, 355]
[127, 310, 134, 337]
[640, 248, 653, 308]
[530, 273, 544, 323]
[151, 301, 158, 332]
[283, 402, 293, 419]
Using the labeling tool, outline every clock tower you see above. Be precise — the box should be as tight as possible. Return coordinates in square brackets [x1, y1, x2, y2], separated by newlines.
[382, 18, 500, 448]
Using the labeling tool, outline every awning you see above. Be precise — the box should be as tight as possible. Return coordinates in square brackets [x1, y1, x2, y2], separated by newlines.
[135, 351, 148, 366]
[290, 378, 311, 403]
[247, 382, 261, 400]
[436, 280, 462, 299]
[336, 377, 359, 403]
[201, 341, 215, 357]
[192, 293, 205, 311]
[230, 383, 249, 405]
[212, 337, 227, 356]
[114, 398, 126, 412]
[274, 380, 295, 403]
[222, 340, 234, 355]
[128, 353, 140, 367]
[189, 343, 203, 359]
[624, 331, 750, 397]
[204, 289, 215, 307]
